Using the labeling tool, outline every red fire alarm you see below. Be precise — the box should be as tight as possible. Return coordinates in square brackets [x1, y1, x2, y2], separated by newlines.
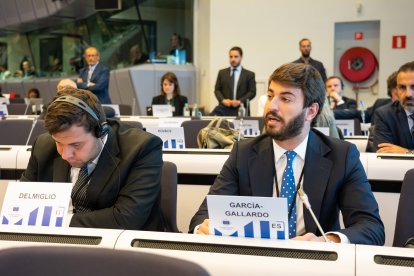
[392, 35, 406, 49]
[355, 32, 364, 40]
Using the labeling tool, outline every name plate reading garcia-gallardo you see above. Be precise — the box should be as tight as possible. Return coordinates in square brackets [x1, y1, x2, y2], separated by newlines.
[0, 182, 72, 227]
[207, 195, 288, 239]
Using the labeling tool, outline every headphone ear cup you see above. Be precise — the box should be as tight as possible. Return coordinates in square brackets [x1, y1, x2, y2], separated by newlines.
[99, 122, 110, 137]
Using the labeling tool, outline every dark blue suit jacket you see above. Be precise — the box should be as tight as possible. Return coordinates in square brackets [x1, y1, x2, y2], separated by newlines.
[77, 63, 111, 104]
[189, 130, 384, 245]
[373, 101, 414, 151]
[293, 57, 327, 82]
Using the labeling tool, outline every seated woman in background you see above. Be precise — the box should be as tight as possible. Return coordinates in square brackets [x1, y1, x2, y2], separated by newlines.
[152, 72, 188, 116]
[26, 88, 40, 99]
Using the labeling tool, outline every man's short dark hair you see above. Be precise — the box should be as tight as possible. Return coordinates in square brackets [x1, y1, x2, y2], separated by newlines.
[229, 46, 243, 56]
[299, 38, 311, 46]
[268, 63, 325, 115]
[397, 61, 414, 75]
[45, 88, 106, 135]
[326, 76, 344, 90]
[387, 71, 398, 98]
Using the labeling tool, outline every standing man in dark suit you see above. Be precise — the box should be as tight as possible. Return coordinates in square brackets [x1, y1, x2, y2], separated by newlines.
[190, 63, 384, 245]
[374, 61, 414, 154]
[77, 47, 112, 104]
[293, 38, 327, 82]
[21, 88, 164, 231]
[210, 46, 256, 116]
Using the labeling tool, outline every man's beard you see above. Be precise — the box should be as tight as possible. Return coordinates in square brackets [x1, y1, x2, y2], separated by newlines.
[403, 96, 414, 113]
[265, 109, 306, 141]
[302, 52, 310, 58]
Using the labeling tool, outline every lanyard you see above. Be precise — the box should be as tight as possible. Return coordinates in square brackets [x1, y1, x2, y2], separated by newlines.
[273, 154, 305, 219]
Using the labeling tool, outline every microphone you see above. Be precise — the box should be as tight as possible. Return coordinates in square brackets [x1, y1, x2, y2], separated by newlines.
[359, 101, 367, 136]
[25, 117, 39, 146]
[237, 118, 243, 141]
[298, 188, 331, 243]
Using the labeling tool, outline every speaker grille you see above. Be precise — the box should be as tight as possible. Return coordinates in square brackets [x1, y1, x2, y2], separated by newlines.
[0, 232, 102, 245]
[132, 239, 337, 261]
[374, 255, 414, 267]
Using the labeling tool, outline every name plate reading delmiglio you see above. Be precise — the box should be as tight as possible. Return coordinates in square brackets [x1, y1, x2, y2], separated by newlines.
[207, 195, 288, 239]
[146, 126, 185, 149]
[0, 182, 72, 227]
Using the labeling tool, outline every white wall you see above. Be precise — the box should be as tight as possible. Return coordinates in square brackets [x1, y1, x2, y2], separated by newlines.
[195, 0, 414, 112]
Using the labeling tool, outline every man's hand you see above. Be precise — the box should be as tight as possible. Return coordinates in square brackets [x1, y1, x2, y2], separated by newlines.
[76, 78, 83, 83]
[328, 91, 341, 103]
[292, 232, 339, 243]
[377, 143, 408, 154]
[88, 82, 95, 87]
[230, 100, 241, 107]
[222, 99, 232, 107]
[195, 219, 210, 234]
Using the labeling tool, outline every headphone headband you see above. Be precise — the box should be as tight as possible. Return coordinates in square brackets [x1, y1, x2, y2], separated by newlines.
[51, 95, 109, 137]
[53, 95, 100, 123]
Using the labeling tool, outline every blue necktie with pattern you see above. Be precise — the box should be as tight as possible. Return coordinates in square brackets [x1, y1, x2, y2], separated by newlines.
[281, 151, 297, 238]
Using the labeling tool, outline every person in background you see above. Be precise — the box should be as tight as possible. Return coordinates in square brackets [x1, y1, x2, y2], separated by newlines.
[130, 44, 149, 65]
[366, 71, 399, 124]
[210, 46, 256, 116]
[26, 88, 40, 99]
[77, 47, 111, 104]
[21, 88, 164, 230]
[151, 72, 188, 116]
[39, 78, 78, 119]
[315, 95, 340, 139]
[190, 63, 384, 245]
[293, 38, 327, 82]
[325, 76, 357, 110]
[374, 61, 414, 153]
[22, 60, 37, 78]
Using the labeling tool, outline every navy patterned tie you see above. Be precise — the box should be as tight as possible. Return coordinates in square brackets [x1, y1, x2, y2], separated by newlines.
[410, 113, 414, 138]
[281, 151, 297, 238]
[71, 165, 91, 213]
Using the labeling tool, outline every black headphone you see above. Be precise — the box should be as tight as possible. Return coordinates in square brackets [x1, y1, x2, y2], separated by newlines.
[52, 95, 109, 138]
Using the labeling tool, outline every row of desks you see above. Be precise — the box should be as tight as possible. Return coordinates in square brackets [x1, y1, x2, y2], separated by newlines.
[0, 226, 412, 275]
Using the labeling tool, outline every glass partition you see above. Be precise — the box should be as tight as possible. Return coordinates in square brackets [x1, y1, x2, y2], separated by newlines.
[0, 0, 193, 83]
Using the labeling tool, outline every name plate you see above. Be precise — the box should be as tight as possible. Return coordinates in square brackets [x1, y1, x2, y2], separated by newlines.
[0, 182, 72, 227]
[146, 126, 185, 149]
[336, 119, 355, 136]
[233, 120, 261, 136]
[207, 195, 288, 239]
[152, 104, 173, 117]
[158, 117, 188, 127]
[0, 104, 8, 116]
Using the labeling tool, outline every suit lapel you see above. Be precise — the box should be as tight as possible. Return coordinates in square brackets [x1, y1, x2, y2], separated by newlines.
[395, 103, 413, 146]
[302, 131, 332, 233]
[87, 128, 121, 206]
[248, 136, 274, 196]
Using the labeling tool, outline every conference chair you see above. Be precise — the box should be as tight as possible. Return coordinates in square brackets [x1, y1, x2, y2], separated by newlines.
[119, 104, 132, 115]
[9, 98, 25, 104]
[6, 104, 29, 115]
[365, 125, 375, 152]
[393, 168, 414, 247]
[121, 120, 143, 130]
[161, 161, 179, 232]
[181, 119, 234, 148]
[0, 119, 47, 145]
[0, 246, 209, 276]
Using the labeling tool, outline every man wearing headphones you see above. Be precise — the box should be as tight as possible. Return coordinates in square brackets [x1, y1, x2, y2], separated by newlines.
[325, 76, 357, 110]
[20, 88, 164, 231]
